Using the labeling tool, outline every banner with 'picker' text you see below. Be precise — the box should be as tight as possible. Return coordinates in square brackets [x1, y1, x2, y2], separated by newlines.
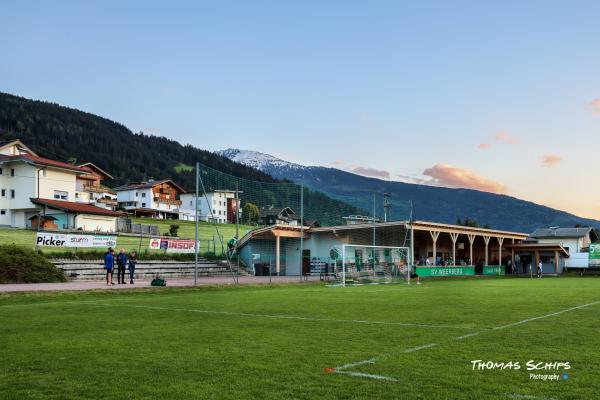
[36, 232, 117, 248]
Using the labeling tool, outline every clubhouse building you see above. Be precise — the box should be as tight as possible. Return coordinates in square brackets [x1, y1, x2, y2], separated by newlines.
[237, 220, 577, 276]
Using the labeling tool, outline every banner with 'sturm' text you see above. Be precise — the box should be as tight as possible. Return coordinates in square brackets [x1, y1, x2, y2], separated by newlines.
[36, 232, 117, 248]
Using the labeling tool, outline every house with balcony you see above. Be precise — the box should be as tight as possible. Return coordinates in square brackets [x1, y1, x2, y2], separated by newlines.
[0, 140, 119, 232]
[75, 162, 118, 210]
[179, 190, 241, 223]
[115, 179, 184, 219]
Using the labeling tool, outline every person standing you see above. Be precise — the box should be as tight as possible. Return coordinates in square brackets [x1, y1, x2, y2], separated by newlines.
[104, 248, 115, 286]
[116, 249, 127, 284]
[537, 260, 543, 278]
[128, 251, 137, 284]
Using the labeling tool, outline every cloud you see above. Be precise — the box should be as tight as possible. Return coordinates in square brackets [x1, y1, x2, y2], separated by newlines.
[333, 160, 345, 166]
[477, 143, 491, 150]
[541, 154, 563, 167]
[352, 166, 391, 180]
[422, 163, 507, 194]
[396, 174, 435, 185]
[590, 99, 600, 115]
[494, 130, 519, 145]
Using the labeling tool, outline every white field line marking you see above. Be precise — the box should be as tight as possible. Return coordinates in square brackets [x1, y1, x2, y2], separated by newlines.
[336, 371, 398, 381]
[338, 299, 600, 382]
[334, 358, 377, 370]
[404, 343, 439, 353]
[491, 300, 600, 331]
[332, 357, 398, 382]
[407, 300, 600, 353]
[507, 394, 558, 400]
[87, 303, 476, 330]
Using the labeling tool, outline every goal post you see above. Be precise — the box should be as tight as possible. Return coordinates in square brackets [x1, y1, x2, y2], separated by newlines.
[339, 244, 410, 286]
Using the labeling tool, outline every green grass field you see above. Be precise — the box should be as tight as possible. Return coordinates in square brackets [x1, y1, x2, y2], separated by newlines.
[1, 277, 599, 399]
[0, 218, 254, 255]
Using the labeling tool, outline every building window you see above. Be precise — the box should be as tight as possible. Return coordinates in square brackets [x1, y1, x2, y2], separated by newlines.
[10, 168, 15, 176]
[141, 202, 146, 208]
[189, 201, 192, 206]
[1, 189, 5, 197]
[75, 193, 79, 198]
[135, 192, 139, 197]
[0, 168, 2, 175]
[141, 193, 146, 198]
[0, 210, 5, 215]
[10, 189, 15, 199]
[53, 190, 68, 200]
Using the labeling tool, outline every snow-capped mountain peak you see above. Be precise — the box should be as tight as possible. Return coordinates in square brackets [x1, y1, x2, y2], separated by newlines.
[216, 148, 306, 171]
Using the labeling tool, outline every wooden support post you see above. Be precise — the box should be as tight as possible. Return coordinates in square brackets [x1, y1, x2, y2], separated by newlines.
[449, 232, 459, 266]
[497, 237, 505, 266]
[483, 236, 491, 266]
[467, 234, 475, 266]
[511, 248, 515, 273]
[275, 234, 281, 276]
[554, 250, 559, 274]
[429, 231, 440, 265]
[534, 250, 540, 275]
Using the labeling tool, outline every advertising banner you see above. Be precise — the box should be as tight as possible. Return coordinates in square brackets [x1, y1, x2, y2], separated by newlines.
[483, 266, 506, 275]
[149, 237, 200, 253]
[589, 243, 600, 260]
[36, 232, 117, 248]
[415, 266, 475, 277]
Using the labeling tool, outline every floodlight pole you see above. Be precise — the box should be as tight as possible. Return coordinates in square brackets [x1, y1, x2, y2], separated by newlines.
[372, 194, 376, 269]
[235, 183, 240, 279]
[194, 162, 199, 286]
[300, 183, 304, 280]
[342, 244, 346, 287]
[235, 184, 239, 240]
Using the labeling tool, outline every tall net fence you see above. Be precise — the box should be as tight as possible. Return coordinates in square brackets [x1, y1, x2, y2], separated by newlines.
[193, 163, 414, 283]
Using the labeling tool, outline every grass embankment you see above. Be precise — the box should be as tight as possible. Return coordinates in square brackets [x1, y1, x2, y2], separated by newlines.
[1, 278, 599, 399]
[0, 218, 254, 259]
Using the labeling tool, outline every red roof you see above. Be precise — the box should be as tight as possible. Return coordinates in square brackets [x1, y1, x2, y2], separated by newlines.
[30, 198, 121, 217]
[0, 154, 87, 173]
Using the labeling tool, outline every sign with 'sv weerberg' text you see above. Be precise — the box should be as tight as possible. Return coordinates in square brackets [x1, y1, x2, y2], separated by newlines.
[36, 232, 117, 248]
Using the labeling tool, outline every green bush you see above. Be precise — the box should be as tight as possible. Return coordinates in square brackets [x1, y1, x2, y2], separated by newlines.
[0, 245, 66, 283]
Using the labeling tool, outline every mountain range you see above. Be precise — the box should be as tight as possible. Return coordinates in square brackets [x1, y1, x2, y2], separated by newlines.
[0, 91, 597, 233]
[217, 149, 600, 233]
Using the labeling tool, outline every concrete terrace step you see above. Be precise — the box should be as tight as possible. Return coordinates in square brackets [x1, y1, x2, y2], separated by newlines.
[51, 259, 249, 281]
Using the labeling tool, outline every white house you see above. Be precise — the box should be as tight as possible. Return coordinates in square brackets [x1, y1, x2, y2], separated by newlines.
[75, 162, 118, 210]
[529, 227, 599, 268]
[179, 190, 241, 223]
[115, 179, 185, 219]
[0, 140, 119, 232]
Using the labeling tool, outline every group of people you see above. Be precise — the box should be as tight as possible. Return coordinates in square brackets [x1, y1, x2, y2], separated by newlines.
[104, 248, 137, 285]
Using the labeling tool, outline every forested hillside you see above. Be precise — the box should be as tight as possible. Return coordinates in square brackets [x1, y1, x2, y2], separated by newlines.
[0, 92, 363, 225]
[0, 92, 276, 187]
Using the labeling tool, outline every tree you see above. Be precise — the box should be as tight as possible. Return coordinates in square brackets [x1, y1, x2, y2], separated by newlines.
[243, 202, 259, 225]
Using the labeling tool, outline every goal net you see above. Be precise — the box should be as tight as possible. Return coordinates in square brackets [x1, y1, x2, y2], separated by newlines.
[336, 244, 410, 286]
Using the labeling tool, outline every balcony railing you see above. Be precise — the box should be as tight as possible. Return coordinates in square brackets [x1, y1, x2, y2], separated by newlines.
[153, 197, 182, 206]
[97, 198, 118, 205]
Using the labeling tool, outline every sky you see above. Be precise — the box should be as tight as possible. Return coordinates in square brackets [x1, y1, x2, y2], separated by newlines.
[1, 1, 599, 219]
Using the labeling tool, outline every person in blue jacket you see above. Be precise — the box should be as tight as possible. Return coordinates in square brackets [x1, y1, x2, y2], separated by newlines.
[116, 249, 128, 284]
[104, 248, 115, 286]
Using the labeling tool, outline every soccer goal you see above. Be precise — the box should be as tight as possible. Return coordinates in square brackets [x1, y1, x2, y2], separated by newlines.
[336, 244, 411, 286]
